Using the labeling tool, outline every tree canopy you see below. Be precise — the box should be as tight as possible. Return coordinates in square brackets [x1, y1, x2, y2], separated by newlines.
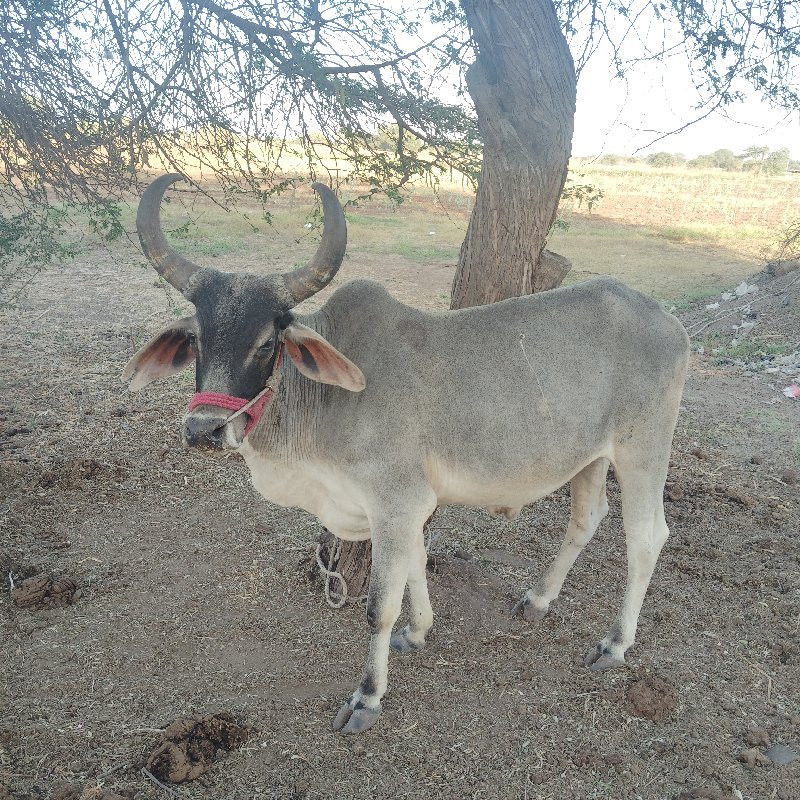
[3, 0, 799, 203]
[1, 0, 799, 301]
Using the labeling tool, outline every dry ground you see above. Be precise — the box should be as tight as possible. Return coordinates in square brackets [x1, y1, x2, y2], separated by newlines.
[1, 186, 799, 800]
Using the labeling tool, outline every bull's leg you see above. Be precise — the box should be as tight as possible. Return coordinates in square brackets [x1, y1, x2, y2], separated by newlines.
[515, 458, 609, 621]
[584, 457, 670, 671]
[333, 506, 432, 735]
[390, 530, 432, 653]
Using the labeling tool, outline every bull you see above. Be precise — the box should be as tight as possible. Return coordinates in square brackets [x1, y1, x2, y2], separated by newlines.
[124, 174, 690, 734]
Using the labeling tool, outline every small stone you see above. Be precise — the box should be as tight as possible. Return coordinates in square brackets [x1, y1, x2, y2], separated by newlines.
[689, 447, 707, 460]
[780, 468, 796, 486]
[51, 785, 81, 800]
[667, 484, 684, 501]
[738, 747, 771, 768]
[352, 742, 367, 756]
[745, 727, 770, 747]
[750, 455, 763, 465]
[111, 407, 127, 417]
[453, 548, 473, 561]
[763, 743, 799, 765]
[724, 487, 755, 506]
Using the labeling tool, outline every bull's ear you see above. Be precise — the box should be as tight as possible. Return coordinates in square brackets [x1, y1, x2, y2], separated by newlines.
[283, 322, 365, 392]
[122, 317, 197, 391]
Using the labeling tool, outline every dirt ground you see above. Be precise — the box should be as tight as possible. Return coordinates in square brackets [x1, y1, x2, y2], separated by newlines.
[1, 218, 799, 800]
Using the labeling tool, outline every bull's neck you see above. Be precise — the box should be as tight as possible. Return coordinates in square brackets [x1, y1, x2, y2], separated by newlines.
[245, 308, 333, 460]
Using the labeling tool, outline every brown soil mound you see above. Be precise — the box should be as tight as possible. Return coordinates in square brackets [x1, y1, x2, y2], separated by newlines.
[11, 575, 80, 609]
[625, 675, 678, 721]
[37, 457, 127, 490]
[145, 712, 249, 784]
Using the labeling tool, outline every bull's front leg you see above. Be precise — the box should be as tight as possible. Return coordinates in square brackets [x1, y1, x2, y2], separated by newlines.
[332, 507, 431, 734]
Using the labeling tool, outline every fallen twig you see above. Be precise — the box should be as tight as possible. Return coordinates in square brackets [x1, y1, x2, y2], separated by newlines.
[749, 662, 773, 702]
[125, 727, 166, 734]
[140, 767, 176, 798]
[99, 762, 129, 779]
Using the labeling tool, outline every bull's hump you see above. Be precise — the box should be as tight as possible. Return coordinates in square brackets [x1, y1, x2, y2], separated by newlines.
[325, 279, 399, 310]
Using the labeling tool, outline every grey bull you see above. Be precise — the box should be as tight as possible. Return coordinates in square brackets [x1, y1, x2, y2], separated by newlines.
[124, 174, 690, 734]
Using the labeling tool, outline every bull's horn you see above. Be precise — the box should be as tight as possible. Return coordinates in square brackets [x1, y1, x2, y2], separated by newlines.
[282, 182, 347, 304]
[137, 173, 201, 293]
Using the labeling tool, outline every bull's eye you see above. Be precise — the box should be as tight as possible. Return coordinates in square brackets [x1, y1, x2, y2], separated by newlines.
[256, 337, 274, 358]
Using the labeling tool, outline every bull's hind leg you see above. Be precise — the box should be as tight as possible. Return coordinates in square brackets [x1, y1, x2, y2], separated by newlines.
[515, 458, 609, 621]
[390, 529, 432, 654]
[584, 450, 670, 671]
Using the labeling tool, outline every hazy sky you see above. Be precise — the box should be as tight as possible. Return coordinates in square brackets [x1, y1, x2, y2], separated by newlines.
[572, 38, 799, 158]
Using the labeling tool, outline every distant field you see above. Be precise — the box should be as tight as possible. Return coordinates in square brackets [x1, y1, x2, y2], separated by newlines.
[94, 163, 799, 307]
[565, 162, 800, 260]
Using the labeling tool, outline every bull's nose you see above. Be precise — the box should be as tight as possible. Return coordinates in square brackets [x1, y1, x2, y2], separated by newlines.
[184, 415, 227, 449]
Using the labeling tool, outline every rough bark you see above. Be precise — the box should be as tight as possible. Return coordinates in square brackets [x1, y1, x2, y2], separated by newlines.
[451, 0, 576, 308]
[314, 0, 576, 602]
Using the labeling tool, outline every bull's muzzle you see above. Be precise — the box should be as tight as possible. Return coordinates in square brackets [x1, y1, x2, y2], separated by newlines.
[184, 414, 228, 450]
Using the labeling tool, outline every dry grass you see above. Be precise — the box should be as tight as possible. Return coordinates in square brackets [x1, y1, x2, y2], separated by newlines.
[60, 163, 799, 311]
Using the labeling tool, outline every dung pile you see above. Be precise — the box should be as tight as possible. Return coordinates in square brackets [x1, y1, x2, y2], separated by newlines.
[145, 712, 249, 783]
[11, 575, 81, 609]
[625, 675, 678, 721]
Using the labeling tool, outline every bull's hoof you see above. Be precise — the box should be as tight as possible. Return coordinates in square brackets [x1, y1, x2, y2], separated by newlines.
[512, 596, 548, 622]
[332, 701, 382, 734]
[389, 627, 424, 654]
[583, 644, 625, 672]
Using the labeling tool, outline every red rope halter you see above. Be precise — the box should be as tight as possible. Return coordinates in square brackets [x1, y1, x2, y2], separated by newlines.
[186, 347, 284, 436]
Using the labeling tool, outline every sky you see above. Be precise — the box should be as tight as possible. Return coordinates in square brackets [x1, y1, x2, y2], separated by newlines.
[571, 34, 800, 159]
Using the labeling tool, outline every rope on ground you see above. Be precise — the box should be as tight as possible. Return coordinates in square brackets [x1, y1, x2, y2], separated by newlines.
[315, 537, 348, 609]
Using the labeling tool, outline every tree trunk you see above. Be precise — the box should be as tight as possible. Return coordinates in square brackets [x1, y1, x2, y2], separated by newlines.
[452, 0, 576, 308]
[314, 0, 576, 603]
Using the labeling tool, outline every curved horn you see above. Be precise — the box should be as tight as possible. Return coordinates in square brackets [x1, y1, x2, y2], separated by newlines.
[137, 173, 201, 293]
[282, 182, 347, 304]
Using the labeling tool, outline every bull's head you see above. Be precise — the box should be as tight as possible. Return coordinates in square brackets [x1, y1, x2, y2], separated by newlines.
[123, 174, 365, 450]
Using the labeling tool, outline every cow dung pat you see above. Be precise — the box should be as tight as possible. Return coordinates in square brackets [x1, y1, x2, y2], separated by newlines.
[145, 712, 248, 783]
[11, 575, 80, 610]
[625, 676, 677, 721]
